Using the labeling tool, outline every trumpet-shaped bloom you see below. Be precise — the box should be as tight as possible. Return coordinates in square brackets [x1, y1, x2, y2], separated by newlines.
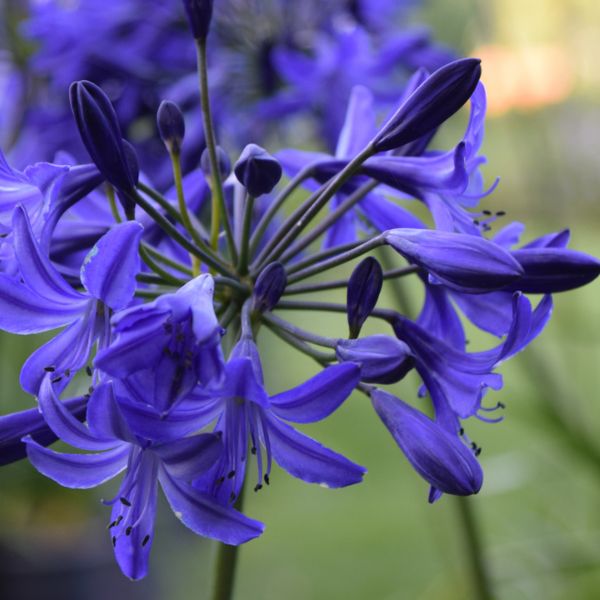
[25, 378, 263, 580]
[0, 207, 142, 394]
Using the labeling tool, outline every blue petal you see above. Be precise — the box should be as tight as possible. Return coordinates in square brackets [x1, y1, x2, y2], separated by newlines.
[270, 363, 360, 423]
[336, 85, 377, 159]
[0, 275, 85, 333]
[159, 469, 265, 544]
[110, 451, 158, 580]
[264, 414, 366, 488]
[81, 221, 143, 309]
[20, 306, 98, 394]
[371, 389, 483, 495]
[24, 437, 129, 488]
[36, 376, 117, 451]
[385, 228, 524, 293]
[154, 433, 222, 480]
[86, 382, 135, 443]
[0, 397, 86, 466]
[12, 206, 85, 304]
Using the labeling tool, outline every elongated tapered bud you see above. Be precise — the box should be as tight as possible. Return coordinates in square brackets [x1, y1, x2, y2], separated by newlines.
[505, 247, 600, 293]
[373, 58, 482, 152]
[371, 389, 483, 497]
[336, 335, 414, 384]
[346, 257, 383, 338]
[384, 228, 523, 293]
[252, 262, 287, 313]
[69, 80, 136, 193]
[182, 0, 214, 40]
[234, 144, 282, 197]
[157, 100, 185, 155]
[201, 146, 231, 180]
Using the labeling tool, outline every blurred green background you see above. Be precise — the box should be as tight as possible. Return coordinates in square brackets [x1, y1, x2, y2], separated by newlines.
[1, 0, 600, 599]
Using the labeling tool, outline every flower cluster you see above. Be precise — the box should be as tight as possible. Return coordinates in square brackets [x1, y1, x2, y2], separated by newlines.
[1, 0, 599, 582]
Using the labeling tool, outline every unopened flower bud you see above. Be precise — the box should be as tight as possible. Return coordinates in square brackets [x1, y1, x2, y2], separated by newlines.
[347, 257, 383, 338]
[157, 100, 185, 155]
[201, 146, 231, 180]
[252, 262, 287, 313]
[234, 144, 282, 197]
[336, 335, 414, 384]
[69, 80, 136, 193]
[373, 58, 481, 152]
[182, 0, 214, 40]
[371, 389, 483, 497]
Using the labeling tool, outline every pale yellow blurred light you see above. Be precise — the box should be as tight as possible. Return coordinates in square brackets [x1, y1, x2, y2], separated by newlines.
[472, 44, 575, 116]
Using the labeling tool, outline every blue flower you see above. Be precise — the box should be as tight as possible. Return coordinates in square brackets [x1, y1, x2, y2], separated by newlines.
[24, 378, 263, 580]
[0, 206, 142, 394]
[370, 388, 483, 497]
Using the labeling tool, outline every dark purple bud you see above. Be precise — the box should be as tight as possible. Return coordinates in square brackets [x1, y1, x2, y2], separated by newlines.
[506, 248, 600, 293]
[234, 144, 282, 197]
[116, 140, 140, 219]
[157, 100, 185, 154]
[347, 257, 383, 338]
[371, 389, 483, 496]
[336, 335, 414, 384]
[252, 262, 287, 313]
[373, 58, 482, 152]
[69, 80, 136, 192]
[384, 228, 523, 293]
[182, 0, 214, 40]
[201, 146, 231, 180]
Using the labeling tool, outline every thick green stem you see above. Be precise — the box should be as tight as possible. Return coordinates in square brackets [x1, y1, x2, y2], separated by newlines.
[196, 38, 237, 262]
[455, 497, 494, 600]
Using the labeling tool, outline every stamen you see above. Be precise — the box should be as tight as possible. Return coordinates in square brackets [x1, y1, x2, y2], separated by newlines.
[142, 535, 150, 547]
[120, 497, 132, 506]
[44, 366, 55, 372]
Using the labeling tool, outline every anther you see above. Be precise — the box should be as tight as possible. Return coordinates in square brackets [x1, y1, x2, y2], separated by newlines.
[264, 474, 270, 485]
[482, 210, 492, 215]
[254, 484, 263, 492]
[227, 470, 236, 479]
[125, 526, 133, 536]
[496, 210, 506, 216]
[498, 402, 506, 409]
[112, 536, 117, 547]
[459, 428, 464, 436]
[44, 366, 55, 372]
[51, 376, 63, 384]
[86, 366, 93, 377]
[120, 497, 132, 506]
[250, 447, 257, 455]
[475, 447, 482, 457]
[142, 535, 150, 547]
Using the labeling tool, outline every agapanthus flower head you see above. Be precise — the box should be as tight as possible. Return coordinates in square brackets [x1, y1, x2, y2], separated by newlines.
[0, 0, 597, 586]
